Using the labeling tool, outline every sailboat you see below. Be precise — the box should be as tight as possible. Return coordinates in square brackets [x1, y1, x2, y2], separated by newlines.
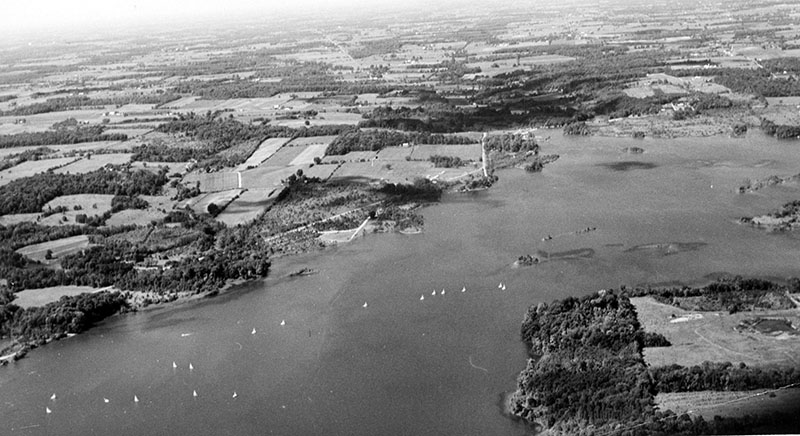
[432, 290, 436, 296]
[461, 286, 466, 292]
[232, 392, 238, 399]
[50, 393, 56, 401]
[362, 302, 368, 308]
[193, 390, 198, 398]
[189, 363, 194, 371]
[103, 398, 109, 404]
[441, 289, 445, 295]
[172, 361, 177, 369]
[134, 395, 139, 403]
[280, 320, 285, 326]
[501, 284, 507, 290]
[420, 294, 425, 301]
[498, 283, 503, 289]
[46, 407, 52, 414]
[251, 328, 257, 335]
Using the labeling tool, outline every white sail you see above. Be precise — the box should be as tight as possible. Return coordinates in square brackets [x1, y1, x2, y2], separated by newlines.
[280, 320, 285, 326]
[362, 302, 368, 308]
[189, 363, 194, 371]
[193, 390, 198, 398]
[232, 392, 238, 398]
[46, 407, 52, 414]
[50, 393, 56, 401]
[134, 395, 139, 403]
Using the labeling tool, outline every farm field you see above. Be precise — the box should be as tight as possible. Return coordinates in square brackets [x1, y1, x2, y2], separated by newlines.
[15, 235, 91, 262]
[328, 160, 471, 184]
[179, 189, 242, 215]
[106, 208, 167, 227]
[183, 171, 239, 192]
[240, 166, 296, 189]
[322, 151, 378, 164]
[376, 146, 414, 161]
[261, 145, 306, 167]
[53, 153, 133, 174]
[631, 297, 800, 368]
[235, 137, 291, 171]
[0, 157, 78, 186]
[216, 188, 281, 227]
[409, 143, 482, 161]
[12, 285, 101, 309]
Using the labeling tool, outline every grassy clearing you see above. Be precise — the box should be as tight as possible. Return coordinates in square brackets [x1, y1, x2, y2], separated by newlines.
[13, 285, 101, 309]
[631, 297, 800, 368]
[655, 388, 800, 420]
[216, 188, 281, 227]
[16, 235, 91, 262]
[53, 153, 133, 174]
[0, 157, 78, 186]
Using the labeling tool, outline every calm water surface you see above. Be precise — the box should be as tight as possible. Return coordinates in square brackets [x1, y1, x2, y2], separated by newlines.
[3, 132, 800, 435]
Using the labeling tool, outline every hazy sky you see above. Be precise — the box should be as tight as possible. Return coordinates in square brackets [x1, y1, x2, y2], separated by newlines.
[2, 0, 409, 37]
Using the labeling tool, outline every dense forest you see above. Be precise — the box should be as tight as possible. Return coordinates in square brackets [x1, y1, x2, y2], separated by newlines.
[0, 166, 168, 215]
[0, 291, 128, 345]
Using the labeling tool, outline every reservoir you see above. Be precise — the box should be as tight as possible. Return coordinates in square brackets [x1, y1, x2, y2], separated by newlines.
[3, 131, 800, 435]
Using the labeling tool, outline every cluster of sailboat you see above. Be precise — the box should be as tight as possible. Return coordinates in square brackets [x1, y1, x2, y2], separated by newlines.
[420, 285, 470, 301]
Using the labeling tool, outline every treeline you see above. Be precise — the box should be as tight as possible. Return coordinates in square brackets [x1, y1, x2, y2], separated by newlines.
[0, 126, 127, 148]
[624, 276, 795, 313]
[761, 118, 800, 139]
[1, 93, 181, 117]
[173, 77, 395, 99]
[651, 361, 800, 393]
[669, 66, 800, 98]
[359, 105, 537, 132]
[429, 155, 464, 168]
[326, 129, 475, 155]
[485, 133, 538, 153]
[377, 178, 442, 203]
[0, 166, 168, 215]
[0, 222, 135, 251]
[0, 291, 128, 343]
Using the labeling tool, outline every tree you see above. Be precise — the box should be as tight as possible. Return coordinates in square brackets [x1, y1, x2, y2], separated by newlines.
[207, 203, 219, 216]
